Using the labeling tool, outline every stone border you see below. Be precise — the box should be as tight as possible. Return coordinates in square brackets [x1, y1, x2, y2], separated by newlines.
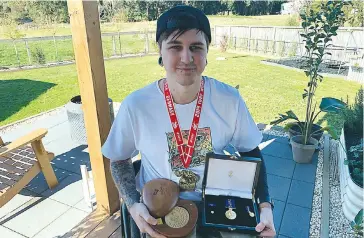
[309, 136, 324, 237]
[0, 106, 65, 133]
[260, 60, 346, 79]
[321, 134, 330, 237]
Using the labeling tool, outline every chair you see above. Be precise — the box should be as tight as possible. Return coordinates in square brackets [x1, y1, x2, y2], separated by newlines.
[0, 128, 59, 207]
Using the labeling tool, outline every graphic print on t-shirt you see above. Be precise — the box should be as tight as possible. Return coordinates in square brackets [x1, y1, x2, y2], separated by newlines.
[166, 127, 213, 191]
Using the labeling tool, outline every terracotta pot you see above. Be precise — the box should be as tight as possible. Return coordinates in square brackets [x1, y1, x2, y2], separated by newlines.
[290, 135, 318, 163]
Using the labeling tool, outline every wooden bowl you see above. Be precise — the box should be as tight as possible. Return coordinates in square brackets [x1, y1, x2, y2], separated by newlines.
[142, 178, 179, 218]
[152, 200, 198, 238]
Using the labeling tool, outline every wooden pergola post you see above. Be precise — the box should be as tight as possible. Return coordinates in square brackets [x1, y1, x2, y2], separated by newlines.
[67, 0, 119, 215]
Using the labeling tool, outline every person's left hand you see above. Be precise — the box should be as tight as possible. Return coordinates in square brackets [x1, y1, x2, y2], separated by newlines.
[255, 206, 276, 237]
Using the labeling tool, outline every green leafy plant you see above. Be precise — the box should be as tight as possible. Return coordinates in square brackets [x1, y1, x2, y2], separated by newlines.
[351, 209, 363, 236]
[32, 47, 46, 65]
[271, 1, 347, 145]
[344, 140, 363, 187]
[342, 87, 363, 134]
[286, 15, 300, 26]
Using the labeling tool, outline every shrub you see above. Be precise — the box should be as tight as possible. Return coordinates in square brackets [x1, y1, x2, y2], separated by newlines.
[32, 47, 46, 65]
[286, 15, 300, 26]
[345, 140, 363, 187]
[342, 87, 363, 134]
[219, 33, 229, 52]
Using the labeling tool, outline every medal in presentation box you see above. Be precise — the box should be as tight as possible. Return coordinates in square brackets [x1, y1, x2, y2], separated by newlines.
[202, 152, 261, 235]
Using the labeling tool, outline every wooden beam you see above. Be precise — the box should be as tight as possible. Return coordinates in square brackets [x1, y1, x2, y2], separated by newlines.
[67, 0, 119, 215]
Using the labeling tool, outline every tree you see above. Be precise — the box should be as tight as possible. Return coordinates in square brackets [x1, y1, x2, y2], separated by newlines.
[343, 0, 364, 27]
[26, 1, 68, 25]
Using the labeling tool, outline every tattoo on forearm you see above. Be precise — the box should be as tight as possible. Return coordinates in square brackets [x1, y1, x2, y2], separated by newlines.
[110, 159, 139, 209]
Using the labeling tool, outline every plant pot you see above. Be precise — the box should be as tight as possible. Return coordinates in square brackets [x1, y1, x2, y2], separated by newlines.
[290, 135, 318, 163]
[288, 122, 323, 141]
[338, 128, 363, 221]
[66, 95, 114, 144]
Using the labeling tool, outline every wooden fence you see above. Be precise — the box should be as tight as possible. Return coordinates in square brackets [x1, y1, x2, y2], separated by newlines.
[214, 25, 364, 63]
[1, 25, 363, 79]
[0, 31, 158, 68]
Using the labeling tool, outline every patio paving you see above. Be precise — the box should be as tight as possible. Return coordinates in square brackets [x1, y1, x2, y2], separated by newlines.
[0, 106, 319, 238]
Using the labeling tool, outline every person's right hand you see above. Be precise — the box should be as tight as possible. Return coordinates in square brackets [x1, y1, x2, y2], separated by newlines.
[129, 203, 166, 238]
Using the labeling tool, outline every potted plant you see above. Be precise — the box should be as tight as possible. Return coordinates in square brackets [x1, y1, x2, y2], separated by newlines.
[338, 87, 363, 221]
[270, 1, 347, 163]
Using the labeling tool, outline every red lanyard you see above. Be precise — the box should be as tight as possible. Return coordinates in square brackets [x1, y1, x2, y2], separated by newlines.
[164, 79, 205, 168]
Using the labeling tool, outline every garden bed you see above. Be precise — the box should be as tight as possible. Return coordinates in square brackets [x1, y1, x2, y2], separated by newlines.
[263, 57, 351, 76]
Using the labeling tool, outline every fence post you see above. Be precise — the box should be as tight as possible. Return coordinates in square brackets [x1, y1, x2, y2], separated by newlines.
[272, 27, 277, 55]
[234, 36, 237, 50]
[25, 40, 31, 65]
[214, 25, 217, 46]
[118, 32, 122, 57]
[53, 35, 58, 62]
[248, 26, 252, 52]
[145, 32, 149, 54]
[229, 26, 232, 47]
[112, 35, 116, 56]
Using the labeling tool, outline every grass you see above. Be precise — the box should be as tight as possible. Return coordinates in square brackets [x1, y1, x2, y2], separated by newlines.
[0, 15, 292, 68]
[0, 50, 361, 135]
[0, 15, 292, 39]
[0, 34, 153, 67]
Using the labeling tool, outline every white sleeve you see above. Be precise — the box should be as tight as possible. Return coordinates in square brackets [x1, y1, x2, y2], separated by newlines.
[101, 101, 138, 161]
[231, 94, 262, 152]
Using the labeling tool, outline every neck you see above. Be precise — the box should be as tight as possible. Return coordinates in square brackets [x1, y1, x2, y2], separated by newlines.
[160, 77, 202, 104]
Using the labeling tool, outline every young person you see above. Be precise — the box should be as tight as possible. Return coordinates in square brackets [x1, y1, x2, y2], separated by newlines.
[102, 5, 275, 238]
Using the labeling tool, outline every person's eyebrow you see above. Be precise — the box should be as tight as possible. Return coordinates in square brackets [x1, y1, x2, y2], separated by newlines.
[167, 40, 205, 46]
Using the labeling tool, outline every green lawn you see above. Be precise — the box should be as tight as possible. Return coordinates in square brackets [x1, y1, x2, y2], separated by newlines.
[1, 15, 292, 68]
[0, 50, 360, 135]
[0, 34, 154, 68]
[0, 15, 292, 39]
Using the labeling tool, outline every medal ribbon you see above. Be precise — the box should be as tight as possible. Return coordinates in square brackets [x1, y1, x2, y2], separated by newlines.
[164, 79, 205, 168]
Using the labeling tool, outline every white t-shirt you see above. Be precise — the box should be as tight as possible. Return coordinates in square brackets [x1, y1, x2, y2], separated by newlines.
[102, 76, 262, 201]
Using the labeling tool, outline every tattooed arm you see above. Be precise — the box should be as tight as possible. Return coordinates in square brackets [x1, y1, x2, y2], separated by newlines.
[110, 159, 165, 238]
[110, 159, 139, 209]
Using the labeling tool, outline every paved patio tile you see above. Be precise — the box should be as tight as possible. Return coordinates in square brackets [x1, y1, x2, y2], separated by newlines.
[50, 145, 91, 175]
[32, 208, 88, 238]
[43, 121, 71, 145]
[279, 204, 311, 238]
[287, 180, 315, 209]
[265, 155, 295, 178]
[45, 136, 85, 157]
[3, 198, 71, 237]
[272, 199, 285, 233]
[0, 189, 41, 220]
[267, 174, 291, 202]
[0, 109, 67, 142]
[25, 167, 74, 194]
[267, 135, 290, 145]
[73, 199, 94, 213]
[293, 163, 317, 183]
[260, 141, 293, 160]
[41, 173, 84, 206]
[0, 225, 26, 238]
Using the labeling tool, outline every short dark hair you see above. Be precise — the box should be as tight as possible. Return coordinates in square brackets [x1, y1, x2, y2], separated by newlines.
[157, 28, 210, 52]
